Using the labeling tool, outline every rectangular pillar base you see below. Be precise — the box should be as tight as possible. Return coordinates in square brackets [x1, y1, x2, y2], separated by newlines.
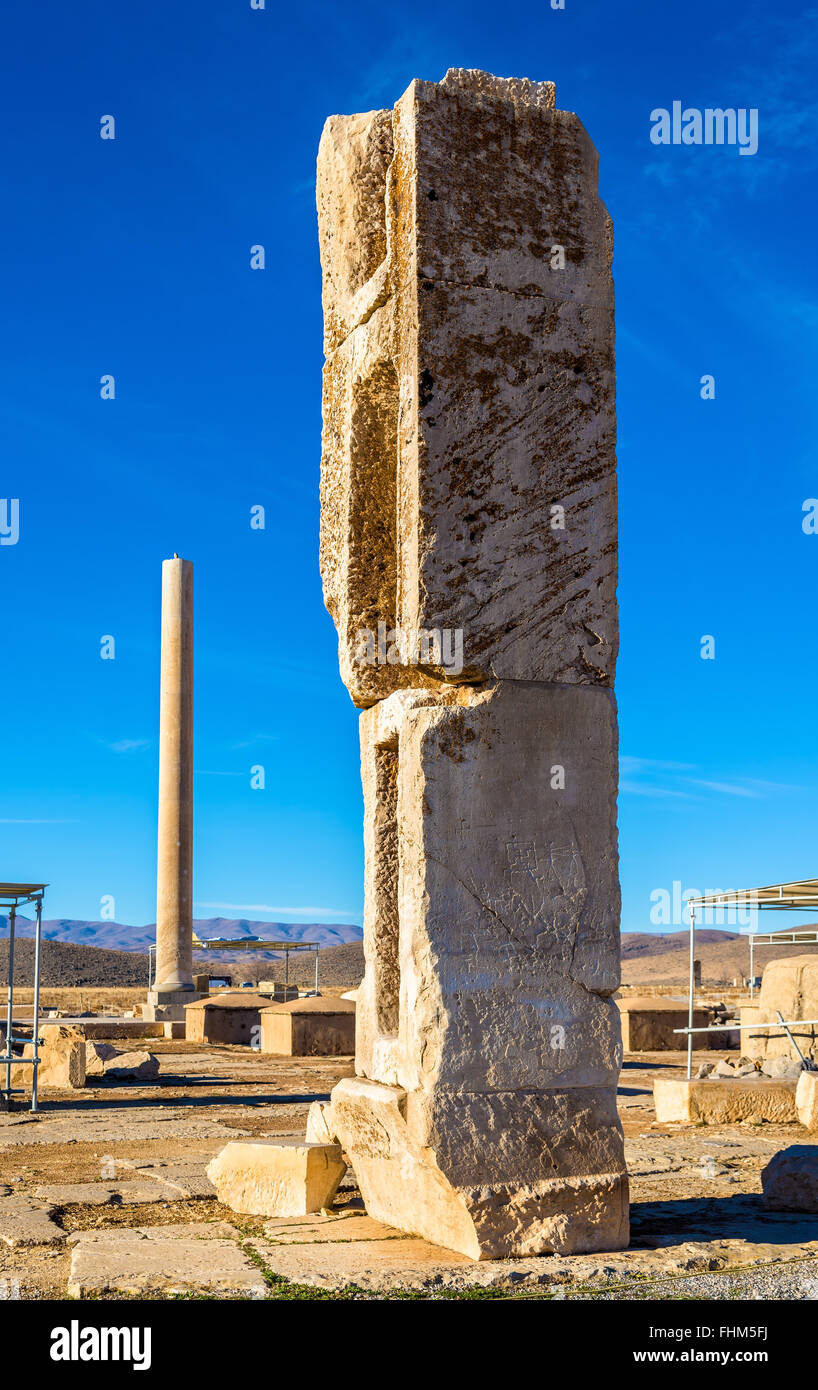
[328, 1077, 628, 1261]
[143, 991, 202, 1023]
[654, 1076, 798, 1125]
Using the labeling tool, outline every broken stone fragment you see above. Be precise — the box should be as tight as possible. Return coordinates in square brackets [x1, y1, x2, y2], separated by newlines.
[207, 1139, 347, 1217]
[102, 1050, 159, 1081]
[85, 1042, 119, 1076]
[796, 1070, 818, 1130]
[761, 1145, 818, 1212]
[761, 1056, 804, 1081]
[9, 1026, 86, 1090]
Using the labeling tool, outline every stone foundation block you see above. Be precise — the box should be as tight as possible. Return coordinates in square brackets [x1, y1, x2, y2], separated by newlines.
[207, 1139, 347, 1217]
[654, 1076, 798, 1125]
[329, 1077, 628, 1261]
[762, 1145, 818, 1212]
[796, 1071, 818, 1130]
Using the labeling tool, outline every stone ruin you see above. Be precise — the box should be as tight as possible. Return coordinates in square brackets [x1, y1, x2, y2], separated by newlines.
[316, 69, 628, 1259]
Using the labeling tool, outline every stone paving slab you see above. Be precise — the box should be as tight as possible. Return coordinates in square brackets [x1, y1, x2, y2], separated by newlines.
[67, 1221, 240, 1243]
[0, 1196, 64, 1247]
[250, 1231, 818, 1293]
[263, 1211, 405, 1244]
[116, 1157, 217, 1197]
[0, 1112, 247, 1147]
[68, 1233, 267, 1298]
[34, 1182, 174, 1207]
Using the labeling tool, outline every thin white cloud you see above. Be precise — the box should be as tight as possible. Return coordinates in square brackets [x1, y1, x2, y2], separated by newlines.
[107, 738, 150, 753]
[229, 734, 279, 750]
[620, 755, 696, 775]
[619, 781, 695, 800]
[687, 779, 760, 799]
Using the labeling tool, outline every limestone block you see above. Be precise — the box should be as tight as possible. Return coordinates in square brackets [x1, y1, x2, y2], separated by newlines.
[207, 1139, 347, 1217]
[318, 69, 616, 708]
[103, 1050, 159, 1081]
[796, 1071, 818, 1130]
[761, 1056, 804, 1080]
[305, 1100, 336, 1145]
[762, 1146, 818, 1212]
[85, 1042, 118, 1076]
[751, 955, 818, 1061]
[0, 1195, 65, 1247]
[319, 70, 625, 1264]
[68, 1233, 267, 1299]
[10, 1026, 86, 1091]
[653, 1077, 798, 1126]
[354, 681, 621, 1091]
[329, 1077, 627, 1261]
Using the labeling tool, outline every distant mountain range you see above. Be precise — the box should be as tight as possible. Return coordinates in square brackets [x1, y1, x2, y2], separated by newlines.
[0, 916, 363, 954]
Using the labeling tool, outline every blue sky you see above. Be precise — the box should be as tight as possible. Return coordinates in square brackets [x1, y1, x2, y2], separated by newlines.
[1, 0, 817, 936]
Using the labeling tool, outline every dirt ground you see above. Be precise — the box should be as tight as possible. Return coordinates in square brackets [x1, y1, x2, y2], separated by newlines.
[2, 1040, 817, 1301]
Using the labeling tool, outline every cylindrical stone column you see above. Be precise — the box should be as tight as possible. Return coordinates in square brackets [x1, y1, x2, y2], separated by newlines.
[154, 555, 194, 994]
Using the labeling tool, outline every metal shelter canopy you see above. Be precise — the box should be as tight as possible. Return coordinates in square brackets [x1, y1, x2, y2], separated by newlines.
[1, 882, 48, 1113]
[683, 878, 818, 1077]
[148, 935, 321, 992]
[687, 879, 818, 912]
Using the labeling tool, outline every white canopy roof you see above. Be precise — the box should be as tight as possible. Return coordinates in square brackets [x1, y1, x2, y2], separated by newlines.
[687, 879, 818, 912]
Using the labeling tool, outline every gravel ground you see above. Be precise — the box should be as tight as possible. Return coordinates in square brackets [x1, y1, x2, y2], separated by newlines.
[554, 1256, 818, 1300]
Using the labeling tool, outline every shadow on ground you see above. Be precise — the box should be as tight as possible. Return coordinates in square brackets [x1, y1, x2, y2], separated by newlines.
[631, 1194, 818, 1247]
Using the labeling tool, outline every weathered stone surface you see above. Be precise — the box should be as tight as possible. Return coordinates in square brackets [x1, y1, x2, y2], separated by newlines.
[318, 69, 616, 706]
[116, 1157, 217, 1198]
[751, 955, 818, 1061]
[67, 1221, 239, 1244]
[33, 1182, 171, 1207]
[207, 1139, 347, 1217]
[354, 682, 621, 1090]
[85, 1041, 118, 1075]
[318, 70, 624, 1262]
[68, 1233, 267, 1298]
[330, 1076, 626, 1260]
[796, 1071, 818, 1130]
[762, 1056, 804, 1080]
[305, 1099, 335, 1145]
[0, 1195, 64, 1246]
[102, 1050, 159, 1081]
[263, 1211, 400, 1244]
[250, 1228, 801, 1294]
[10, 1026, 86, 1091]
[654, 1077, 798, 1126]
[153, 555, 196, 999]
[762, 1146, 818, 1212]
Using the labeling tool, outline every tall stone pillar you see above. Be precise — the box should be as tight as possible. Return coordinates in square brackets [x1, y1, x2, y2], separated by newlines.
[145, 555, 200, 1020]
[317, 70, 628, 1259]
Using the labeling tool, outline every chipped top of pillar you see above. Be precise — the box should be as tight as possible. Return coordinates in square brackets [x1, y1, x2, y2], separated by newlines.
[439, 67, 556, 111]
[317, 70, 616, 705]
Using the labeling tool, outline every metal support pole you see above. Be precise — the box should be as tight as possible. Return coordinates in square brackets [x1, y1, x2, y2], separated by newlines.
[31, 896, 43, 1114]
[776, 1009, 809, 1067]
[285, 948, 289, 989]
[5, 905, 16, 1101]
[314, 946, 319, 996]
[750, 933, 754, 1001]
[687, 904, 695, 1080]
